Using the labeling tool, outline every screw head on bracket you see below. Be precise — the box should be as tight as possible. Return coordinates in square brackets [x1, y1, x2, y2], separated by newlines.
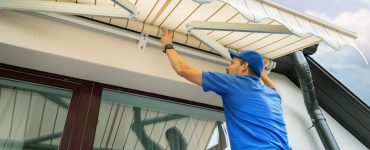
[186, 23, 194, 33]
[193, 0, 213, 4]
[138, 33, 149, 50]
[129, 12, 139, 20]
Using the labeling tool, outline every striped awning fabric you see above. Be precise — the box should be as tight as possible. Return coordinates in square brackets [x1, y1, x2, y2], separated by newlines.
[1, 0, 366, 62]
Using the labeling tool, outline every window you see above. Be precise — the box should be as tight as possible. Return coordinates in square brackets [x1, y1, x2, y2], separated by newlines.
[93, 89, 228, 150]
[0, 77, 73, 149]
[0, 64, 232, 149]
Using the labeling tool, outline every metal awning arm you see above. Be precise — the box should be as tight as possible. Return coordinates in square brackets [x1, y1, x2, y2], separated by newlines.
[187, 25, 232, 60]
[111, 0, 140, 18]
[0, 0, 139, 19]
[187, 21, 291, 60]
[189, 21, 292, 34]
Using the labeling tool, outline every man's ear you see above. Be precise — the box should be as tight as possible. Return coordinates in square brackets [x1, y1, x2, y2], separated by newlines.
[242, 63, 249, 72]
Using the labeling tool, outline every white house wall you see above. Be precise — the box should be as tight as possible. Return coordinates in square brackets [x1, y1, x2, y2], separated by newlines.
[0, 10, 224, 107]
[0, 10, 367, 149]
[273, 74, 367, 150]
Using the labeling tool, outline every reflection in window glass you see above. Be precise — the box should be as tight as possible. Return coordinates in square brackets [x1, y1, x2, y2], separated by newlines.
[206, 122, 230, 150]
[0, 77, 72, 150]
[93, 89, 228, 150]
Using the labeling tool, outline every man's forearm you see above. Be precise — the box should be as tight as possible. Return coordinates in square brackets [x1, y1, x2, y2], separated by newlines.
[166, 48, 202, 86]
[160, 28, 202, 86]
[166, 48, 191, 75]
[261, 72, 276, 89]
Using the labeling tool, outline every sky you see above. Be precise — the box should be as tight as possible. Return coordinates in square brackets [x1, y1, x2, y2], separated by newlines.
[272, 0, 370, 106]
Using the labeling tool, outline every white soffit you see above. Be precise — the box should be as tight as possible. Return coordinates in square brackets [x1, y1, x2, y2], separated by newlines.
[1, 0, 366, 63]
[0, 0, 133, 18]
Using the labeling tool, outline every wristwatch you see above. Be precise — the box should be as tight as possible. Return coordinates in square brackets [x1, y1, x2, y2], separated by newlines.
[163, 44, 174, 53]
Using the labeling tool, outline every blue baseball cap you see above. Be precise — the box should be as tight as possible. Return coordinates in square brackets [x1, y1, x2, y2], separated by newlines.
[228, 50, 264, 77]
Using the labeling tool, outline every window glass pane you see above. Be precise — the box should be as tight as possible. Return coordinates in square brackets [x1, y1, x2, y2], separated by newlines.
[0, 77, 73, 150]
[93, 89, 228, 150]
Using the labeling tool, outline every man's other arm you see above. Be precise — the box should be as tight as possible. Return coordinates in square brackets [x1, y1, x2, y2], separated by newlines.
[261, 71, 276, 89]
[261, 59, 277, 89]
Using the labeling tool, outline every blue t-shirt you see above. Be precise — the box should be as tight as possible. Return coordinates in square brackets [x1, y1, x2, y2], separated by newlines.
[202, 71, 291, 150]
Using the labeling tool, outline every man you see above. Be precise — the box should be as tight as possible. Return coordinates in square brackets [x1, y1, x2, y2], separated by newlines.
[160, 28, 291, 150]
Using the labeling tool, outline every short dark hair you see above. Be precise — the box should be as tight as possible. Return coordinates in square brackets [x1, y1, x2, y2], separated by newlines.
[236, 57, 256, 76]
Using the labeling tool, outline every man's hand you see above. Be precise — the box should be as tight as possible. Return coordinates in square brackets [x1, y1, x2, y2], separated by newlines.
[160, 28, 174, 46]
[261, 58, 277, 89]
[160, 28, 202, 86]
[264, 58, 270, 68]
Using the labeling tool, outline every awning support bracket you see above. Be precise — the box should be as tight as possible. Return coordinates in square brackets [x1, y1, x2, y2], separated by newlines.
[138, 33, 149, 50]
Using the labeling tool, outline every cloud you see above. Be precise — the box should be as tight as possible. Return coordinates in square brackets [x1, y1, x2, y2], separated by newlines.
[305, 9, 370, 61]
[304, 10, 333, 22]
[305, 9, 370, 104]
[333, 0, 346, 4]
[333, 9, 370, 57]
[361, 0, 370, 6]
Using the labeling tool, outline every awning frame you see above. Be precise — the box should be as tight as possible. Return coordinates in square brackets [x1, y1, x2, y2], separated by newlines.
[192, 0, 367, 64]
[189, 21, 292, 34]
[32, 12, 229, 65]
[0, 0, 139, 19]
[187, 20, 294, 60]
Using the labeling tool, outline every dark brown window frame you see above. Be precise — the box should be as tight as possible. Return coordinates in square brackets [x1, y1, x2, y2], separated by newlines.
[0, 63, 103, 150]
[0, 63, 222, 150]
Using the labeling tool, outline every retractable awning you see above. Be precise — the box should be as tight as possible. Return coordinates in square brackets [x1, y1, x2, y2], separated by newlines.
[0, 0, 366, 63]
[217, 0, 367, 62]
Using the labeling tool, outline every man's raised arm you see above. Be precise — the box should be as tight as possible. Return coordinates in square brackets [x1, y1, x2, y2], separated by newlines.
[160, 28, 202, 86]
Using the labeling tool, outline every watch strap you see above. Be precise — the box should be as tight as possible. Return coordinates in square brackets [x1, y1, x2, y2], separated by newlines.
[163, 44, 174, 53]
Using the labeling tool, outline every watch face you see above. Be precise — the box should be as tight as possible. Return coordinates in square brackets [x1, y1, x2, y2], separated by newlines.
[165, 44, 174, 49]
